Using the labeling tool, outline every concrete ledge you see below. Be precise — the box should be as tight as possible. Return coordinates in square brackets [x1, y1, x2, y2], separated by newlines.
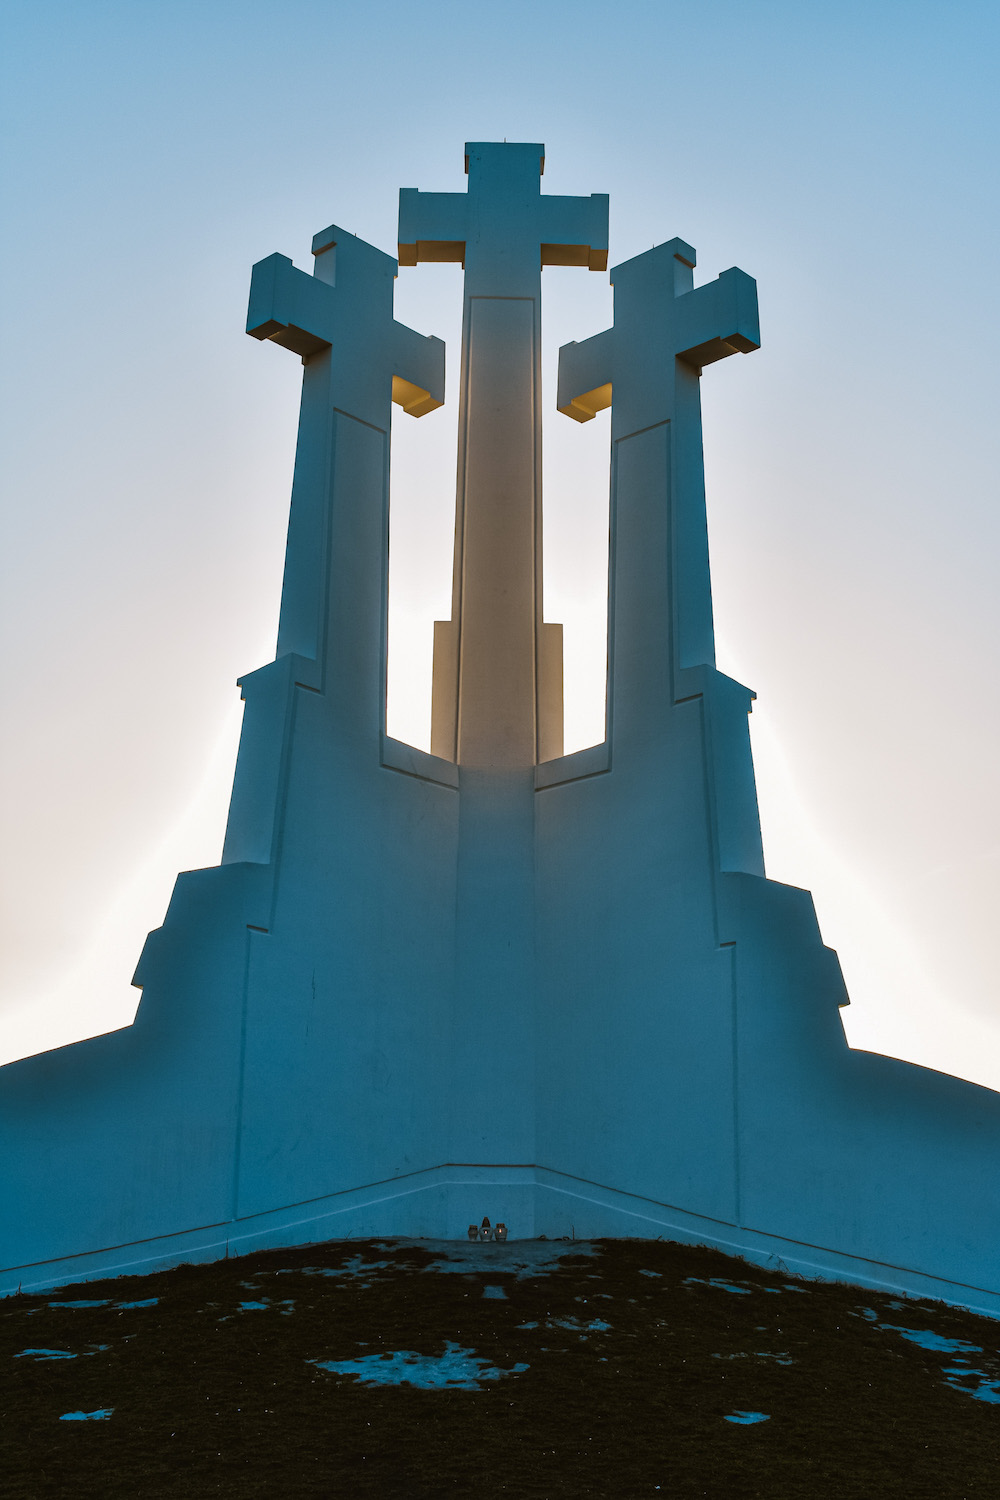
[380, 736, 460, 788]
[6, 1164, 999, 1319]
[535, 742, 611, 790]
[529, 1168, 1000, 1319]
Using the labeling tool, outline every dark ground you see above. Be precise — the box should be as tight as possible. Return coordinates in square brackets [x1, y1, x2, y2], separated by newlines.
[3, 1235, 999, 1498]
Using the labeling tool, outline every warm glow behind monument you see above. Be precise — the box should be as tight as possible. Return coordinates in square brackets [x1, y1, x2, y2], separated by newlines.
[2, 145, 999, 1319]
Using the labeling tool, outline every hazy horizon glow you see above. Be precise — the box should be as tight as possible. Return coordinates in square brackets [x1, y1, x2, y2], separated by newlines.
[2, 0, 998, 1087]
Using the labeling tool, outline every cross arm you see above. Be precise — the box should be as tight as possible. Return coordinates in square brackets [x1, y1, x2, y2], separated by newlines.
[675, 268, 760, 370]
[246, 253, 336, 357]
[540, 193, 610, 271]
[556, 327, 614, 423]
[398, 190, 470, 266]
[390, 322, 445, 416]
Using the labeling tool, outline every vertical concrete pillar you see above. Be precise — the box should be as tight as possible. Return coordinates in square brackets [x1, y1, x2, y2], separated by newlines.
[402, 142, 607, 767]
[399, 144, 608, 1163]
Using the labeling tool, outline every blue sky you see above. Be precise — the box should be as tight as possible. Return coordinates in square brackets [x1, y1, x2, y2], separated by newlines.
[2, 0, 999, 1083]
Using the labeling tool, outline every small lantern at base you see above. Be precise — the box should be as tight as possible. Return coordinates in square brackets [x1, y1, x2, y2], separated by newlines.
[467, 1224, 479, 1241]
[495, 1222, 508, 1242]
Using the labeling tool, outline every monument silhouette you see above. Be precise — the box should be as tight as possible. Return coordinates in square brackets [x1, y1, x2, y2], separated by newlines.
[3, 143, 999, 1315]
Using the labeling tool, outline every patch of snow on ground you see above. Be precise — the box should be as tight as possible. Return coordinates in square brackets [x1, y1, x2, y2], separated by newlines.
[310, 1342, 528, 1390]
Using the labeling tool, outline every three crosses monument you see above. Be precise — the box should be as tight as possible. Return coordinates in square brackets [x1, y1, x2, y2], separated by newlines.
[3, 144, 999, 1315]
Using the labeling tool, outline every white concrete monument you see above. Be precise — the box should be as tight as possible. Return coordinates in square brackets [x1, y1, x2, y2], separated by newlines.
[3, 144, 999, 1316]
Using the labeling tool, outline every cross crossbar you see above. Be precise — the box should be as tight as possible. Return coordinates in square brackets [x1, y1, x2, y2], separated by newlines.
[557, 241, 759, 422]
[399, 142, 608, 278]
[247, 232, 444, 416]
[247, 254, 335, 358]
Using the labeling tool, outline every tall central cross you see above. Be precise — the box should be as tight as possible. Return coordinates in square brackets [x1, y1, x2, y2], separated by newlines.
[399, 142, 608, 766]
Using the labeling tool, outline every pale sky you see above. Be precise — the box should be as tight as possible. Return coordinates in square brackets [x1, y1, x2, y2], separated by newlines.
[2, 0, 999, 1088]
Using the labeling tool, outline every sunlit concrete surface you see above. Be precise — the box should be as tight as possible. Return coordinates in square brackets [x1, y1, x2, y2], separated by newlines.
[2, 145, 998, 1316]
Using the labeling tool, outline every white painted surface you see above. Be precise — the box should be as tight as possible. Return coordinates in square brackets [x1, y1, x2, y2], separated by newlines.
[3, 147, 998, 1317]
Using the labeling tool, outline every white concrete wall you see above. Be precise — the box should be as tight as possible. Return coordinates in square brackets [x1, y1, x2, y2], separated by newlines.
[3, 148, 998, 1320]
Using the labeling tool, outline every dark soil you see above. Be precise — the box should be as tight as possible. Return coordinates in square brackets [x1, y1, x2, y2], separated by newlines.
[2, 1236, 998, 1498]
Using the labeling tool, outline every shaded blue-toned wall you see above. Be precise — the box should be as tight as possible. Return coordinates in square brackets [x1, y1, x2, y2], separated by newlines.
[2, 149, 998, 1318]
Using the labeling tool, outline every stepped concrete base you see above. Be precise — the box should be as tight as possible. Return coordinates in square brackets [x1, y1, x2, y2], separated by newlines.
[6, 1164, 1000, 1319]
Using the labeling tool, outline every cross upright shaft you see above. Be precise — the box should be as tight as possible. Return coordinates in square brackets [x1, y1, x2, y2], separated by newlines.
[399, 143, 608, 767]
